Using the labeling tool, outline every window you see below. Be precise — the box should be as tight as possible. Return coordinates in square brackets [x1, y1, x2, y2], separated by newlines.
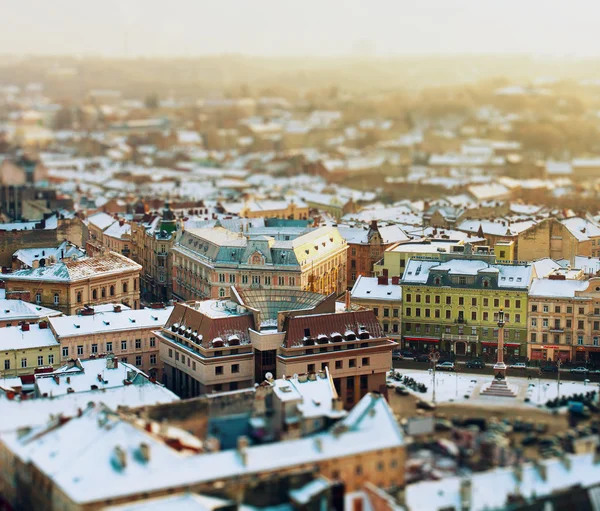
[595, 337, 599, 347]
[77, 345, 83, 355]
[578, 320, 585, 330]
[515, 313, 521, 323]
[458, 297, 464, 306]
[349, 359, 356, 368]
[21, 358, 27, 368]
[471, 311, 477, 321]
[106, 341, 113, 352]
[472, 327, 477, 335]
[542, 333, 548, 343]
[435, 309, 440, 318]
[567, 319, 572, 328]
[531, 333, 537, 342]
[121, 340, 127, 351]
[215, 366, 224, 375]
[135, 339, 141, 349]
[168, 348, 173, 358]
[92, 289, 97, 300]
[383, 323, 389, 332]
[393, 308, 399, 318]
[308, 363, 316, 372]
[321, 362, 329, 370]
[252, 275, 260, 285]
[483, 312, 489, 321]
[54, 293, 59, 305]
[219, 273, 225, 283]
[406, 307, 411, 317]
[373, 307, 379, 317]
[516, 300, 521, 308]
[335, 360, 343, 369]
[278, 276, 285, 286]
[229, 274, 235, 283]
[416, 294, 421, 303]
[446, 296, 451, 305]
[494, 299, 499, 307]
[445, 310, 451, 319]
[555, 319, 562, 330]
[91, 344, 98, 354]
[101, 287, 106, 298]
[264, 276, 272, 285]
[579, 307, 585, 315]
[76, 291, 82, 303]
[150, 354, 156, 365]
[472, 298, 477, 306]
[383, 308, 389, 317]
[531, 304, 538, 312]
[503, 299, 509, 308]
[434, 277, 441, 285]
[232, 364, 240, 373]
[110, 285, 115, 296]
[136, 355, 142, 366]
[435, 296, 440, 304]
[483, 298, 489, 307]
[393, 324, 399, 333]
[567, 306, 573, 314]
[542, 318, 548, 328]
[62, 346, 69, 357]
[459, 276, 466, 285]
[4, 360, 9, 370]
[415, 308, 421, 317]
[242, 275, 249, 284]
[406, 294, 411, 303]
[123, 282, 128, 293]
[37, 355, 43, 366]
[554, 306, 561, 314]
[219, 288, 226, 298]
[425, 309, 431, 318]
[578, 335, 584, 345]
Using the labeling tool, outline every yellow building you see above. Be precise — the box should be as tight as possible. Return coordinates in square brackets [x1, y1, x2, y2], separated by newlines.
[0, 251, 142, 315]
[0, 322, 59, 377]
[239, 198, 309, 220]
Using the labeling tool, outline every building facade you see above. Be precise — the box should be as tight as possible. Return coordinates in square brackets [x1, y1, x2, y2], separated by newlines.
[0, 251, 142, 314]
[172, 225, 347, 301]
[400, 245, 531, 359]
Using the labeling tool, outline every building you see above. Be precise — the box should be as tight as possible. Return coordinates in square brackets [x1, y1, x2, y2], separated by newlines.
[350, 275, 402, 339]
[0, 297, 61, 327]
[131, 203, 178, 303]
[0, 321, 59, 377]
[0, 251, 142, 314]
[0, 391, 404, 510]
[33, 356, 157, 398]
[528, 276, 600, 364]
[11, 240, 85, 270]
[49, 305, 173, 377]
[400, 244, 532, 358]
[238, 198, 309, 220]
[172, 225, 347, 301]
[155, 300, 256, 397]
[339, 221, 409, 288]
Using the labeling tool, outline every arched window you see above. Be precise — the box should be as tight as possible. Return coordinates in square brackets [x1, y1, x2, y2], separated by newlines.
[76, 291, 82, 303]
[53, 293, 59, 305]
[219, 288, 226, 298]
[434, 277, 441, 285]
[483, 279, 489, 288]
[101, 287, 106, 298]
[123, 282, 128, 293]
[92, 289, 97, 300]
[110, 285, 115, 296]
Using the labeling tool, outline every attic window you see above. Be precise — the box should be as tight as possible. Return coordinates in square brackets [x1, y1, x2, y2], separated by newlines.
[366, 290, 371, 294]
[501, 277, 506, 281]
[129, 318, 136, 323]
[74, 324, 80, 329]
[517, 277, 522, 282]
[3, 309, 9, 314]
[151, 315, 158, 321]
[509, 277, 514, 281]
[103, 320, 110, 326]
[387, 291, 392, 295]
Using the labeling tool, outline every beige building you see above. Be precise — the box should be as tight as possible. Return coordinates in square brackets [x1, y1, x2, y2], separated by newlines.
[0, 321, 59, 377]
[0, 251, 142, 314]
[172, 225, 348, 301]
[528, 276, 600, 364]
[238, 198, 309, 220]
[49, 305, 173, 378]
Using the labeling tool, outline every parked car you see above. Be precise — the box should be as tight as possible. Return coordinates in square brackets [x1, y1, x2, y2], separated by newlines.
[415, 354, 431, 363]
[416, 399, 436, 410]
[510, 362, 527, 369]
[436, 361, 455, 371]
[465, 359, 485, 369]
[392, 351, 403, 361]
[395, 386, 409, 396]
[541, 365, 558, 373]
[400, 349, 414, 358]
[570, 367, 589, 374]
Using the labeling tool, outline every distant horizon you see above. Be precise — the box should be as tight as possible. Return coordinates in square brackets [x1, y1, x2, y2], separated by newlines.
[4, 0, 600, 58]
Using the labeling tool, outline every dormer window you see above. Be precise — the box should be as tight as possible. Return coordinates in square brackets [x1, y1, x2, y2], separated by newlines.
[434, 277, 441, 285]
[483, 279, 489, 288]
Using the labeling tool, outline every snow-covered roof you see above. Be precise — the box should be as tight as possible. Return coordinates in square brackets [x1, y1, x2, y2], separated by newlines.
[561, 217, 600, 242]
[86, 211, 116, 231]
[0, 299, 61, 322]
[3, 392, 402, 505]
[351, 276, 402, 301]
[103, 220, 131, 240]
[13, 241, 85, 268]
[49, 307, 173, 338]
[529, 278, 590, 299]
[404, 452, 600, 511]
[467, 183, 511, 201]
[0, 323, 58, 351]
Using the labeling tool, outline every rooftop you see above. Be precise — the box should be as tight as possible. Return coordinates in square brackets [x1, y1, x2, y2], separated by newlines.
[351, 276, 402, 301]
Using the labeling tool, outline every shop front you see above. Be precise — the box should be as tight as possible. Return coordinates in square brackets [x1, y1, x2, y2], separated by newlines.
[575, 346, 600, 365]
[542, 344, 572, 363]
[404, 336, 440, 354]
[480, 341, 523, 361]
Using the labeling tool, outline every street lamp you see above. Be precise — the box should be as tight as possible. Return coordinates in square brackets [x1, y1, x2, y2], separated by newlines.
[430, 351, 441, 404]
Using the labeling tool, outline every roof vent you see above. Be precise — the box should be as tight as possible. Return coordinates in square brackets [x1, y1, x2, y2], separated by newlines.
[74, 323, 80, 329]
[103, 320, 110, 326]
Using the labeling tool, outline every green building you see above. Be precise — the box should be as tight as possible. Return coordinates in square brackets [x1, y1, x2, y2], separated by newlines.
[400, 244, 532, 359]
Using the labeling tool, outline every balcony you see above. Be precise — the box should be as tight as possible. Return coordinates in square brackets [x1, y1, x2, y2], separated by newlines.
[453, 319, 468, 326]
[442, 333, 478, 342]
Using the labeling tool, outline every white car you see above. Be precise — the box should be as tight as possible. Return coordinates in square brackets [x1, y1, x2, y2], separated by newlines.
[436, 361, 455, 371]
[510, 362, 527, 369]
[570, 367, 589, 374]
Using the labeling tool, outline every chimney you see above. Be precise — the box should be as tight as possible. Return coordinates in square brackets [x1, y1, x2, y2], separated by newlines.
[119, 219, 125, 227]
[21, 323, 30, 332]
[370, 220, 378, 232]
[391, 276, 400, 285]
[377, 275, 387, 285]
[138, 443, 150, 463]
[113, 305, 122, 313]
[383, 268, 389, 277]
[39, 320, 48, 329]
[237, 435, 249, 466]
[113, 446, 127, 470]
[345, 290, 351, 311]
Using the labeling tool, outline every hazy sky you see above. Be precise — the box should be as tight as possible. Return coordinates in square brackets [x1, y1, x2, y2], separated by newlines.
[4, 0, 600, 58]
